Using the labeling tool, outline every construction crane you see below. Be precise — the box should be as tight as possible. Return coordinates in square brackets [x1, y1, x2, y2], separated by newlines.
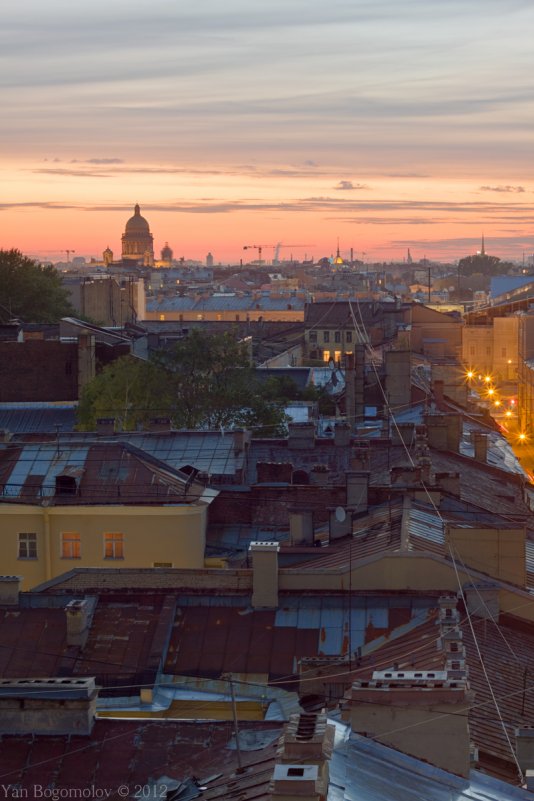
[243, 244, 315, 266]
[61, 250, 75, 262]
[243, 245, 264, 265]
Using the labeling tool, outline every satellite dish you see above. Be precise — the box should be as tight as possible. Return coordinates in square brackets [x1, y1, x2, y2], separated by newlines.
[335, 506, 346, 523]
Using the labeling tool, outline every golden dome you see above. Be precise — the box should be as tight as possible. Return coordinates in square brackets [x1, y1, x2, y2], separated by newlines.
[125, 204, 150, 234]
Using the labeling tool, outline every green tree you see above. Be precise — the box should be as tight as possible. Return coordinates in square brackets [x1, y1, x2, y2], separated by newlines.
[77, 331, 288, 434]
[157, 330, 287, 432]
[458, 253, 514, 277]
[0, 249, 75, 322]
[77, 356, 169, 431]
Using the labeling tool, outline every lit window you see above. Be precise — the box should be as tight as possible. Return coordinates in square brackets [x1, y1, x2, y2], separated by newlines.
[61, 532, 81, 559]
[159, 314, 165, 321]
[104, 532, 124, 559]
[18, 533, 37, 559]
[323, 350, 331, 363]
[334, 350, 342, 362]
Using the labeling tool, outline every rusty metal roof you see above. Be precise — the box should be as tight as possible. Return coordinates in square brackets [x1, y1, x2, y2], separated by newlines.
[0, 440, 206, 505]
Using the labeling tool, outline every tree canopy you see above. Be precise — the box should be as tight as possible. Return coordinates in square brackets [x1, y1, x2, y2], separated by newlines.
[458, 253, 514, 277]
[77, 330, 289, 434]
[0, 249, 75, 323]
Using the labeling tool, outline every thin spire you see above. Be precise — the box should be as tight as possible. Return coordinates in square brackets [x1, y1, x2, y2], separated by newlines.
[481, 233, 485, 256]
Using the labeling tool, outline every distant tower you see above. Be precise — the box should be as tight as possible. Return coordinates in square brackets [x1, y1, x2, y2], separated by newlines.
[206, 252, 214, 268]
[161, 242, 173, 263]
[407, 248, 413, 264]
[481, 233, 485, 256]
[333, 238, 344, 266]
[103, 246, 113, 267]
[121, 204, 154, 262]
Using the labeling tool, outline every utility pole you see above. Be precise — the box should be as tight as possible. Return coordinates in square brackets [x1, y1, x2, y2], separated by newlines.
[225, 674, 243, 771]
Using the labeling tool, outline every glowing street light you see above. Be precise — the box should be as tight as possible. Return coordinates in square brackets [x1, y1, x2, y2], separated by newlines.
[518, 432, 527, 443]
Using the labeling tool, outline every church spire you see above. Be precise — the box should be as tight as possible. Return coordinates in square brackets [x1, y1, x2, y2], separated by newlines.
[481, 233, 485, 256]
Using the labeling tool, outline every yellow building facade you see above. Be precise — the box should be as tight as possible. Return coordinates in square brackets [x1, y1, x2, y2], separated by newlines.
[1, 503, 208, 590]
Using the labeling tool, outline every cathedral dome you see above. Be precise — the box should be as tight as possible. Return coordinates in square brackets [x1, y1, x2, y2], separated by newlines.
[125, 204, 150, 233]
[121, 203, 154, 262]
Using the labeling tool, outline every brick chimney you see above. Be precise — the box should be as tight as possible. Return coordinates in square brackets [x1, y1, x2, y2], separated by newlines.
[288, 422, 316, 450]
[289, 510, 314, 546]
[0, 677, 97, 736]
[334, 422, 351, 447]
[65, 599, 91, 648]
[269, 713, 334, 801]
[148, 417, 172, 432]
[0, 576, 21, 606]
[250, 541, 280, 609]
[472, 432, 488, 463]
[96, 417, 115, 435]
[346, 471, 369, 514]
[434, 472, 461, 497]
[424, 414, 461, 452]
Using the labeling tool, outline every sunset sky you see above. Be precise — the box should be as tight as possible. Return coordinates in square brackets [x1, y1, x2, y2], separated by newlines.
[2, 0, 534, 264]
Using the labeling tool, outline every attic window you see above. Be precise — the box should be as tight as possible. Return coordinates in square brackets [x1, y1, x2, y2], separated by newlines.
[55, 475, 77, 496]
[287, 768, 305, 777]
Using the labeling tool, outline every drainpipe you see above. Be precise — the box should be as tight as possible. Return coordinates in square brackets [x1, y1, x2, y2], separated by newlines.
[43, 505, 52, 581]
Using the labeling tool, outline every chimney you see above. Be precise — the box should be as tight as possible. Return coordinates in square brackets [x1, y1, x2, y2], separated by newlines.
[472, 432, 488, 463]
[233, 428, 251, 454]
[270, 713, 334, 801]
[96, 417, 115, 435]
[65, 599, 91, 648]
[350, 441, 370, 470]
[463, 582, 500, 621]
[346, 471, 369, 514]
[148, 417, 172, 432]
[392, 422, 415, 447]
[334, 422, 351, 447]
[77, 333, 96, 392]
[310, 464, 330, 486]
[270, 764, 324, 800]
[0, 677, 97, 736]
[257, 462, 293, 484]
[346, 669, 473, 778]
[0, 576, 21, 605]
[435, 472, 460, 497]
[289, 510, 314, 546]
[390, 465, 421, 486]
[250, 541, 279, 609]
[288, 422, 316, 450]
[424, 414, 461, 452]
[278, 713, 335, 762]
[433, 379, 445, 407]
[328, 507, 351, 540]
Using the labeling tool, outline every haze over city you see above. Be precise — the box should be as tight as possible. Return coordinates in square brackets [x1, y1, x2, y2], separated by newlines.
[2, 0, 534, 263]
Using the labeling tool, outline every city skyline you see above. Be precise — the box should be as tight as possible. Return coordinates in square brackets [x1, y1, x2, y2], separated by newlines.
[2, 0, 534, 263]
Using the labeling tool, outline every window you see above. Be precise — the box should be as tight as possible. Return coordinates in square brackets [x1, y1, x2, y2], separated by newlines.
[323, 350, 331, 363]
[18, 533, 37, 559]
[104, 532, 124, 559]
[55, 475, 77, 496]
[159, 314, 165, 321]
[323, 331, 330, 343]
[346, 331, 353, 343]
[61, 532, 81, 559]
[334, 350, 342, 363]
[309, 331, 317, 343]
[334, 331, 341, 343]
